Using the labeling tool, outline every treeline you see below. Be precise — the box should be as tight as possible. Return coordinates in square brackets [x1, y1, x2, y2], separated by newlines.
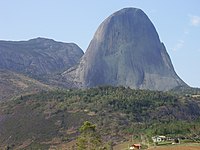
[16, 86, 178, 120]
[170, 85, 200, 95]
[14, 86, 200, 122]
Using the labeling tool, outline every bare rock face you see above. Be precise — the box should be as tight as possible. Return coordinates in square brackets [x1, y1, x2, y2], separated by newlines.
[0, 38, 83, 77]
[64, 8, 187, 91]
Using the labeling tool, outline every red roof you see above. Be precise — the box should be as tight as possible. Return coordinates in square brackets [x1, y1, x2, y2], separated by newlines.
[132, 144, 141, 147]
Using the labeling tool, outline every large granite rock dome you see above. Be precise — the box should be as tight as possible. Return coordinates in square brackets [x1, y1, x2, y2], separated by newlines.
[64, 8, 187, 91]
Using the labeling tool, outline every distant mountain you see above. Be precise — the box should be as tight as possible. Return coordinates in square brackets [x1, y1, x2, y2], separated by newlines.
[0, 69, 52, 101]
[64, 8, 187, 91]
[0, 37, 83, 77]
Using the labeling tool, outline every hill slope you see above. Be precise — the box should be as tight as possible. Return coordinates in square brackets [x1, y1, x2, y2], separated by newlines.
[1, 87, 200, 149]
[64, 8, 187, 91]
[0, 69, 52, 101]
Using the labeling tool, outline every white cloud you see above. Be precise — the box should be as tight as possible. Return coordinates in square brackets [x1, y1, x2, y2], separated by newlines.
[173, 40, 185, 51]
[190, 15, 200, 26]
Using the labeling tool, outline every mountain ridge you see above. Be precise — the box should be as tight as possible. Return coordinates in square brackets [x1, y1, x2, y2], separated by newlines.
[0, 37, 84, 77]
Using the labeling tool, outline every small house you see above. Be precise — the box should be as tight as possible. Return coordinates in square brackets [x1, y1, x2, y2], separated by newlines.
[152, 135, 166, 143]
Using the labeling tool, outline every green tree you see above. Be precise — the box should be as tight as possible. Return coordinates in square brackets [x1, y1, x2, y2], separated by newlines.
[76, 121, 111, 150]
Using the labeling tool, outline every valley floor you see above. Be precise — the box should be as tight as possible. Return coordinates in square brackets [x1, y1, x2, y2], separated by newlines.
[113, 142, 200, 150]
[148, 145, 200, 150]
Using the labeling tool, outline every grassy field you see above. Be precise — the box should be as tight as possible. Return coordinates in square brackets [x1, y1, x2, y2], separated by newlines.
[44, 141, 200, 150]
[148, 145, 200, 150]
[114, 145, 200, 150]
[113, 141, 130, 150]
[113, 141, 200, 150]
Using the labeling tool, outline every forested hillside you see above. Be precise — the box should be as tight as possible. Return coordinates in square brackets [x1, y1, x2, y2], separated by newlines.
[1, 86, 200, 149]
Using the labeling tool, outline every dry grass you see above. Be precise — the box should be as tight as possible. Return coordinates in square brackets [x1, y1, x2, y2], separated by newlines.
[49, 140, 76, 150]
[0, 70, 52, 101]
[148, 145, 200, 150]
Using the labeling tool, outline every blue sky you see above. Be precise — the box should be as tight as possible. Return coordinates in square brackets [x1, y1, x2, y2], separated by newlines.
[0, 0, 200, 87]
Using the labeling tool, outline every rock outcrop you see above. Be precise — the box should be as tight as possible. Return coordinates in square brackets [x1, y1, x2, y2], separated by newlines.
[64, 8, 187, 91]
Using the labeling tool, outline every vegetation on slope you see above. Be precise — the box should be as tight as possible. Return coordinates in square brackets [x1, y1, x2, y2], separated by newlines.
[0, 86, 200, 149]
[0, 69, 52, 101]
[170, 86, 200, 96]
